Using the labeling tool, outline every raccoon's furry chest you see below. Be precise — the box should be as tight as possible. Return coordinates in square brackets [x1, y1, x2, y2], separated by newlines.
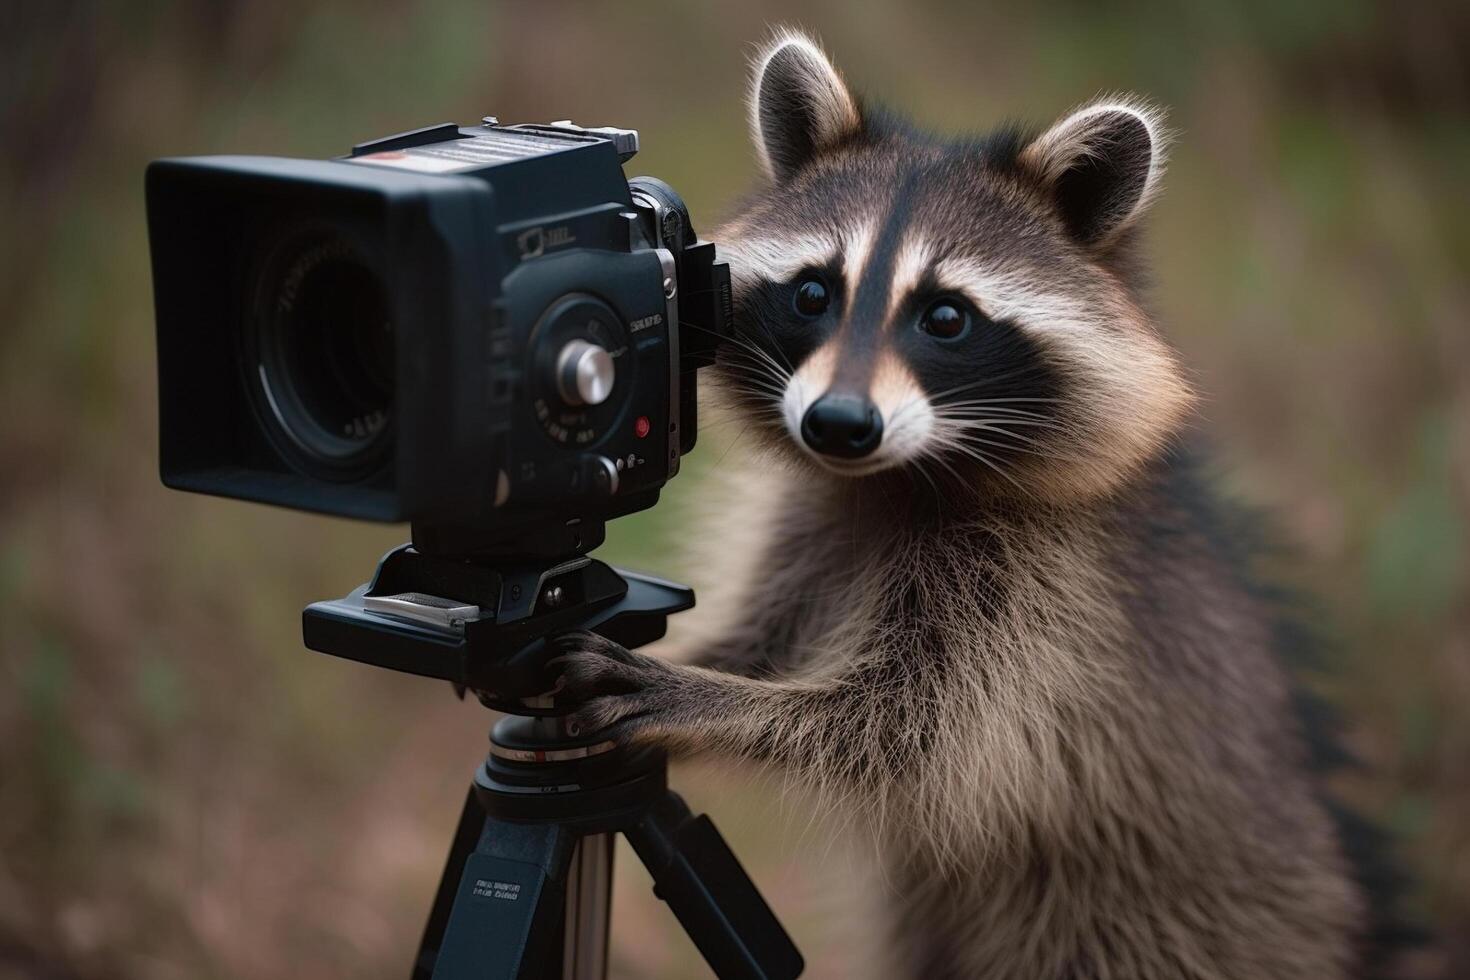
[748, 483, 1119, 685]
[656, 444, 1409, 977]
[689, 457, 1320, 837]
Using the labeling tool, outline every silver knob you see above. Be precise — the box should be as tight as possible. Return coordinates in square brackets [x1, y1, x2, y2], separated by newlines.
[555, 340, 615, 406]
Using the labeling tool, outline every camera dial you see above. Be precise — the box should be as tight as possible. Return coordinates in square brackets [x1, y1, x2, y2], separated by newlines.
[555, 340, 615, 407]
[529, 294, 631, 448]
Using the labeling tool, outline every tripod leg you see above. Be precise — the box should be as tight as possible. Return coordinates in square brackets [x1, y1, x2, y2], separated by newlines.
[415, 786, 581, 980]
[624, 791, 804, 980]
[414, 788, 487, 979]
[563, 833, 614, 980]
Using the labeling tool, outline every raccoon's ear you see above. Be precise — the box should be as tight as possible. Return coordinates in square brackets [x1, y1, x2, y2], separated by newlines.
[748, 30, 862, 183]
[1021, 98, 1168, 246]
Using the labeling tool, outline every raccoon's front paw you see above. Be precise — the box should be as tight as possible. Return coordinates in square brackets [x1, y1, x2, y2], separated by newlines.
[549, 630, 683, 743]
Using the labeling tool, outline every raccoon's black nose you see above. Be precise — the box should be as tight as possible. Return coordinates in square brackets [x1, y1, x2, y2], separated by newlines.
[801, 394, 883, 459]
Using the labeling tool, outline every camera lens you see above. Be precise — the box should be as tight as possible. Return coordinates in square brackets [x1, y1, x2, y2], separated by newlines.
[249, 234, 394, 478]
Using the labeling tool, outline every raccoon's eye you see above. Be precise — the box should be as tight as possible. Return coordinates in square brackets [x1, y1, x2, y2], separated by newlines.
[793, 276, 831, 318]
[919, 299, 970, 340]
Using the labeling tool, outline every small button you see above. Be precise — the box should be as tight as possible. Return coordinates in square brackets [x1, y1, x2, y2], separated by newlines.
[584, 455, 619, 496]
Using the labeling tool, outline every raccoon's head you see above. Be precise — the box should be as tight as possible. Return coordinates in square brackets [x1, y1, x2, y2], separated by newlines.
[713, 30, 1195, 505]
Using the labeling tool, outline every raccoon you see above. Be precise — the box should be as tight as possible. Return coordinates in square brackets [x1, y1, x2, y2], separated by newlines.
[555, 29, 1414, 979]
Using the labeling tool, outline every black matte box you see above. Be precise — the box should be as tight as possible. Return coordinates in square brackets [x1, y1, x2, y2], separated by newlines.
[146, 156, 504, 522]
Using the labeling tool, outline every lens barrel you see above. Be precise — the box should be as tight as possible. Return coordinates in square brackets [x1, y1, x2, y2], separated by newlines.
[246, 233, 394, 479]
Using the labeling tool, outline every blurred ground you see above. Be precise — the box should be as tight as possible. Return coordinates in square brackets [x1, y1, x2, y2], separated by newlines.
[1, 1, 1467, 977]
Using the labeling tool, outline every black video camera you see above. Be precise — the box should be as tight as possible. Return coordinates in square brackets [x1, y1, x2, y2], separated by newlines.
[144, 118, 806, 979]
[146, 118, 730, 557]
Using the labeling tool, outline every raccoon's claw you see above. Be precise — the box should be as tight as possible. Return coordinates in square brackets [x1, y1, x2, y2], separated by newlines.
[548, 629, 637, 664]
[548, 630, 677, 730]
[566, 693, 661, 741]
[549, 632, 718, 749]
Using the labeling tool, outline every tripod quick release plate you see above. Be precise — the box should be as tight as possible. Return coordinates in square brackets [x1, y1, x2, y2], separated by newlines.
[302, 544, 694, 712]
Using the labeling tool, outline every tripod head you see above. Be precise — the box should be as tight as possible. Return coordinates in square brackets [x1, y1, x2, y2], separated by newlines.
[302, 535, 692, 715]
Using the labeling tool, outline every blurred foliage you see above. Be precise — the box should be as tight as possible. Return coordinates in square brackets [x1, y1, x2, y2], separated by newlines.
[1, 1, 1467, 977]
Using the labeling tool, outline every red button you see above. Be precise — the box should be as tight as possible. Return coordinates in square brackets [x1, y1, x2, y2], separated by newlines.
[634, 415, 651, 438]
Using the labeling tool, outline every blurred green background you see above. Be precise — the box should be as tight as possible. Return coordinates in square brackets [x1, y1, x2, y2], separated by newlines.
[2, 1, 1467, 977]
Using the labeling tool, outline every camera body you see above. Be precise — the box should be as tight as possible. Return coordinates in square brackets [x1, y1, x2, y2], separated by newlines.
[146, 119, 729, 556]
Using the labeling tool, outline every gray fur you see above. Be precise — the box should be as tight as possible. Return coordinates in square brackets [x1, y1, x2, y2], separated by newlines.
[553, 30, 1413, 978]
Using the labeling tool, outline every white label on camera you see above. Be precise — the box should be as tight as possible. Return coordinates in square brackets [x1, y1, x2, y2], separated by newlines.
[350, 131, 577, 173]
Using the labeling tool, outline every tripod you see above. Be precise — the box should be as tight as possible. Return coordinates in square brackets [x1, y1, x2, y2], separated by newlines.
[302, 542, 803, 980]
